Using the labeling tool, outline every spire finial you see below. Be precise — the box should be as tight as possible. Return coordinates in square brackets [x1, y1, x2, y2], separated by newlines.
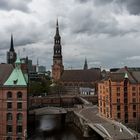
[56, 18, 58, 27]
[55, 18, 60, 36]
[10, 34, 15, 52]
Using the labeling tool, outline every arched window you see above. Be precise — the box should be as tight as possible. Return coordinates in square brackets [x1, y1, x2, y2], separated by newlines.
[7, 113, 12, 121]
[17, 92, 22, 99]
[7, 92, 12, 99]
[17, 113, 22, 122]
[17, 125, 22, 134]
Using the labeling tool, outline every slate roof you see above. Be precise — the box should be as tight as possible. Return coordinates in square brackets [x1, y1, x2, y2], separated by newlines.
[109, 73, 124, 82]
[0, 64, 13, 85]
[102, 67, 140, 83]
[60, 69, 101, 82]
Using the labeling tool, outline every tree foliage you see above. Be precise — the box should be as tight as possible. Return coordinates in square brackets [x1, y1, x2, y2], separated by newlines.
[29, 75, 52, 96]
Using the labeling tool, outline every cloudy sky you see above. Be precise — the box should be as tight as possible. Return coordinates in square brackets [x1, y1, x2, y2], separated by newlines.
[0, 0, 140, 70]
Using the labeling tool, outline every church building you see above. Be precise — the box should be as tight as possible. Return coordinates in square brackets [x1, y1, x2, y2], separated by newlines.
[52, 21, 101, 94]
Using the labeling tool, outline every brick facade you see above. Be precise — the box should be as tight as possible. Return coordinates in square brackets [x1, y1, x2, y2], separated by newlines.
[98, 68, 140, 125]
[0, 87, 27, 140]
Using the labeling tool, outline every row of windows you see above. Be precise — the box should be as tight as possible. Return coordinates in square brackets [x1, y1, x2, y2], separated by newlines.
[7, 125, 22, 134]
[7, 102, 22, 110]
[7, 137, 22, 140]
[7, 92, 22, 99]
[117, 112, 137, 119]
[116, 98, 137, 103]
[7, 113, 22, 122]
[100, 84, 140, 91]
[116, 87, 140, 92]
[117, 92, 140, 97]
[117, 105, 136, 111]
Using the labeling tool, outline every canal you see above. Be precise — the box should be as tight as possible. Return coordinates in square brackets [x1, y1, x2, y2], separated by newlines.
[28, 114, 94, 140]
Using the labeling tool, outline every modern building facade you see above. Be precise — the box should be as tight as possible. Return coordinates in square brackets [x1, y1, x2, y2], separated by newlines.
[0, 58, 28, 139]
[98, 67, 140, 125]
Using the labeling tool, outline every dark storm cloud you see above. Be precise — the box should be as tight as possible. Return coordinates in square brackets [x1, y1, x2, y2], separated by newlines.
[78, 0, 140, 15]
[69, 7, 137, 36]
[0, 0, 32, 12]
[125, 0, 140, 15]
[77, 0, 113, 5]
[0, 0, 140, 69]
[93, 0, 113, 5]
[77, 0, 91, 3]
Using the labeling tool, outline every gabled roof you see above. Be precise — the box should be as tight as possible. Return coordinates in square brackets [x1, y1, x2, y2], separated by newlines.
[101, 67, 140, 83]
[0, 64, 13, 85]
[116, 67, 137, 83]
[4, 59, 27, 86]
[61, 69, 101, 82]
[4, 68, 27, 86]
[109, 73, 125, 82]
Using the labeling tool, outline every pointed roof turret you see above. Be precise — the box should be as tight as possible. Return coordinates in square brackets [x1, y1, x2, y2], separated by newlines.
[124, 72, 128, 79]
[55, 19, 60, 38]
[10, 34, 15, 52]
[15, 57, 21, 64]
[15, 57, 21, 69]
[83, 58, 88, 70]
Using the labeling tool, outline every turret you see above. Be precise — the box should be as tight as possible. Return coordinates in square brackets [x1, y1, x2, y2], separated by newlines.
[7, 34, 17, 64]
[83, 58, 88, 70]
[52, 20, 64, 81]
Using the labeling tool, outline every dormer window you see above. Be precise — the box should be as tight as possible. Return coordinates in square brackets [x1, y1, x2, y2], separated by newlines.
[13, 79, 18, 85]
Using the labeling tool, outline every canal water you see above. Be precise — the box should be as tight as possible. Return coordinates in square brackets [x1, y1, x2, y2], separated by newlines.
[28, 114, 94, 140]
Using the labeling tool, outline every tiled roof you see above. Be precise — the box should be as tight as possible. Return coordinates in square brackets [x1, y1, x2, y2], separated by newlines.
[0, 64, 13, 85]
[60, 69, 101, 82]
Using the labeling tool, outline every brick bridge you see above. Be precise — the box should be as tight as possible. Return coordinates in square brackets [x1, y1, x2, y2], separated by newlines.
[28, 95, 139, 140]
[29, 94, 97, 109]
[29, 107, 67, 115]
[29, 105, 139, 140]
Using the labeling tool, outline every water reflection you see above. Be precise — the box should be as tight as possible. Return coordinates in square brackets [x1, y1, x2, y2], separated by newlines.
[39, 115, 61, 131]
[29, 114, 93, 140]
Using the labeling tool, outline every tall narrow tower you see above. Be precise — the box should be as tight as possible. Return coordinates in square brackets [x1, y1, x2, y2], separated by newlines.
[52, 20, 64, 81]
[7, 35, 17, 64]
[83, 58, 88, 70]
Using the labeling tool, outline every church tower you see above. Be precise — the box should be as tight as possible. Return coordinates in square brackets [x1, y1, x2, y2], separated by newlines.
[52, 20, 64, 81]
[7, 35, 17, 64]
[83, 58, 88, 70]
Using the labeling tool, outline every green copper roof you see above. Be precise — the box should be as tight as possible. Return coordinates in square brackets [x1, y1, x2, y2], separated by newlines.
[4, 68, 27, 86]
[4, 63, 27, 86]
